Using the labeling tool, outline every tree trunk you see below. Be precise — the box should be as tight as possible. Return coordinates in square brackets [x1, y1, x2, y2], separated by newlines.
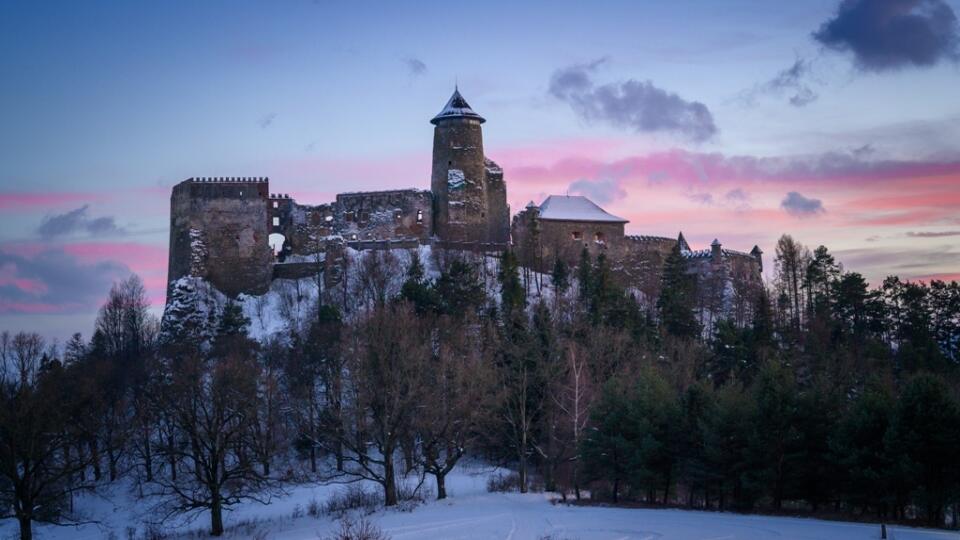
[518, 451, 528, 494]
[142, 425, 153, 482]
[435, 471, 447, 500]
[167, 434, 177, 482]
[401, 438, 415, 474]
[107, 447, 117, 482]
[18, 515, 32, 540]
[612, 476, 620, 504]
[210, 493, 224, 536]
[309, 446, 317, 474]
[383, 452, 398, 507]
[573, 465, 581, 501]
[90, 440, 101, 481]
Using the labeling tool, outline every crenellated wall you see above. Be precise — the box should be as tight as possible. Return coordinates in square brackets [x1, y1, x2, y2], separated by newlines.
[168, 178, 274, 296]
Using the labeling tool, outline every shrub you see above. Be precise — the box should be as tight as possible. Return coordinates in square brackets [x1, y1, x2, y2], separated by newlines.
[322, 516, 390, 540]
[486, 472, 522, 493]
[307, 497, 322, 518]
[323, 485, 382, 517]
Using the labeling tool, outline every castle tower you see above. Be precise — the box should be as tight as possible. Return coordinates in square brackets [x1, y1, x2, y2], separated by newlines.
[430, 88, 508, 244]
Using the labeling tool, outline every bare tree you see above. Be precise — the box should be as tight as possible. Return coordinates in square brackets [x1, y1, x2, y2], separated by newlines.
[353, 249, 401, 309]
[0, 332, 96, 540]
[774, 234, 809, 333]
[148, 348, 278, 536]
[415, 315, 491, 499]
[553, 340, 594, 500]
[326, 303, 428, 506]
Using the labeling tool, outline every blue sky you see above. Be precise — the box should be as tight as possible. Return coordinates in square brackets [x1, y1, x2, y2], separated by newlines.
[2, 0, 960, 342]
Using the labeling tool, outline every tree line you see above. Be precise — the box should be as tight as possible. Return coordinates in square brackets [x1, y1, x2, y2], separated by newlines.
[1, 234, 959, 539]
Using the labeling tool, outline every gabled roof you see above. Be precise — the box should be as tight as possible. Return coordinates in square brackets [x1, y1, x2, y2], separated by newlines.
[537, 195, 628, 223]
[431, 88, 485, 125]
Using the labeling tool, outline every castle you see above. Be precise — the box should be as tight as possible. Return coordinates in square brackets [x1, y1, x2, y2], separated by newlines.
[166, 89, 763, 309]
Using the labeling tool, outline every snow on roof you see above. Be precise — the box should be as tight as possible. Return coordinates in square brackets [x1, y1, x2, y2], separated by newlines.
[537, 195, 628, 223]
[431, 88, 486, 125]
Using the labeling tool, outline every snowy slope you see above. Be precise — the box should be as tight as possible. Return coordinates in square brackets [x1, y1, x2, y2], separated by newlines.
[3, 463, 951, 540]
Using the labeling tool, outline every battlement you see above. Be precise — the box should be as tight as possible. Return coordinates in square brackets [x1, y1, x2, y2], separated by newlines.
[626, 235, 676, 244]
[186, 176, 269, 183]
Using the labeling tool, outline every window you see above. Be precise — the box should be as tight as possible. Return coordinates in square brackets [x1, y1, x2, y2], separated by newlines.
[595, 231, 606, 243]
[272, 217, 280, 227]
[360, 211, 370, 222]
[416, 210, 423, 224]
[394, 210, 402, 221]
[345, 211, 354, 222]
[273, 201, 278, 208]
[571, 231, 582, 241]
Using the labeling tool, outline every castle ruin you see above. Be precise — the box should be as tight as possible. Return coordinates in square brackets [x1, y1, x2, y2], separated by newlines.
[166, 89, 762, 306]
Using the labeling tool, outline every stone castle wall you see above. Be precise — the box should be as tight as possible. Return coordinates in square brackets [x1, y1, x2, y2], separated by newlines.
[168, 178, 275, 296]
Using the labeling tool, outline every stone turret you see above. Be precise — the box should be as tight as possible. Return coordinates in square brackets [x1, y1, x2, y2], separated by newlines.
[430, 88, 508, 244]
[168, 177, 273, 296]
[751, 245, 764, 272]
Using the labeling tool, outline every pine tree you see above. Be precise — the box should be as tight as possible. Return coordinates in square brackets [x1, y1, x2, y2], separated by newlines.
[552, 257, 570, 298]
[399, 251, 439, 314]
[498, 250, 526, 317]
[581, 379, 633, 503]
[658, 243, 699, 338]
[577, 247, 592, 301]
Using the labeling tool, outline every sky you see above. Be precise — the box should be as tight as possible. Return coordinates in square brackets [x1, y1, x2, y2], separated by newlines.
[2, 0, 960, 343]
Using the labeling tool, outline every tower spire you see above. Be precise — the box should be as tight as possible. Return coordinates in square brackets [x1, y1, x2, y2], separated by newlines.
[431, 87, 485, 125]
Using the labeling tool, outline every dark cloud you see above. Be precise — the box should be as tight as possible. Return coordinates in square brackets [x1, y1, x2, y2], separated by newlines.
[0, 248, 129, 314]
[740, 58, 819, 107]
[258, 112, 277, 129]
[724, 188, 751, 210]
[813, 0, 960, 71]
[403, 57, 427, 77]
[781, 191, 826, 217]
[37, 205, 123, 239]
[851, 143, 876, 158]
[906, 230, 960, 237]
[835, 245, 960, 273]
[549, 60, 717, 142]
[687, 192, 714, 205]
[724, 188, 749, 203]
[567, 178, 627, 205]
[686, 188, 750, 210]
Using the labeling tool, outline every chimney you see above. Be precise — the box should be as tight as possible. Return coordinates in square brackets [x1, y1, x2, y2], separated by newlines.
[711, 238, 722, 261]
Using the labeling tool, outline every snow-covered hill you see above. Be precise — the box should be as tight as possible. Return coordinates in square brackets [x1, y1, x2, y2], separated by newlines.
[1, 463, 948, 540]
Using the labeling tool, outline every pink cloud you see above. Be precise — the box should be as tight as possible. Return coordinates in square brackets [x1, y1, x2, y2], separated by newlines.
[0, 262, 49, 295]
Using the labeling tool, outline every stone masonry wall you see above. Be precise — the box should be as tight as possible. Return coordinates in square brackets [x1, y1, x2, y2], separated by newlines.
[168, 178, 274, 296]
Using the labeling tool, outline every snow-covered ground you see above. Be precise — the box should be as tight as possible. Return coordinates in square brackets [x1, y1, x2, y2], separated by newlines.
[3, 463, 952, 540]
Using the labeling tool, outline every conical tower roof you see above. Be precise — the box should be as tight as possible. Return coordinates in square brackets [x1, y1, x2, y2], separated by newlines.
[431, 87, 485, 125]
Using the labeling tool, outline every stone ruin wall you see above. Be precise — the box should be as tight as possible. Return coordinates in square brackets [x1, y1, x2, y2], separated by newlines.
[168, 178, 274, 296]
[510, 207, 762, 306]
[483, 159, 510, 245]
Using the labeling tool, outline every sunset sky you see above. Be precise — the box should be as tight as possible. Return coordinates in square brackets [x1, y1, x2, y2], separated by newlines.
[2, 0, 960, 342]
